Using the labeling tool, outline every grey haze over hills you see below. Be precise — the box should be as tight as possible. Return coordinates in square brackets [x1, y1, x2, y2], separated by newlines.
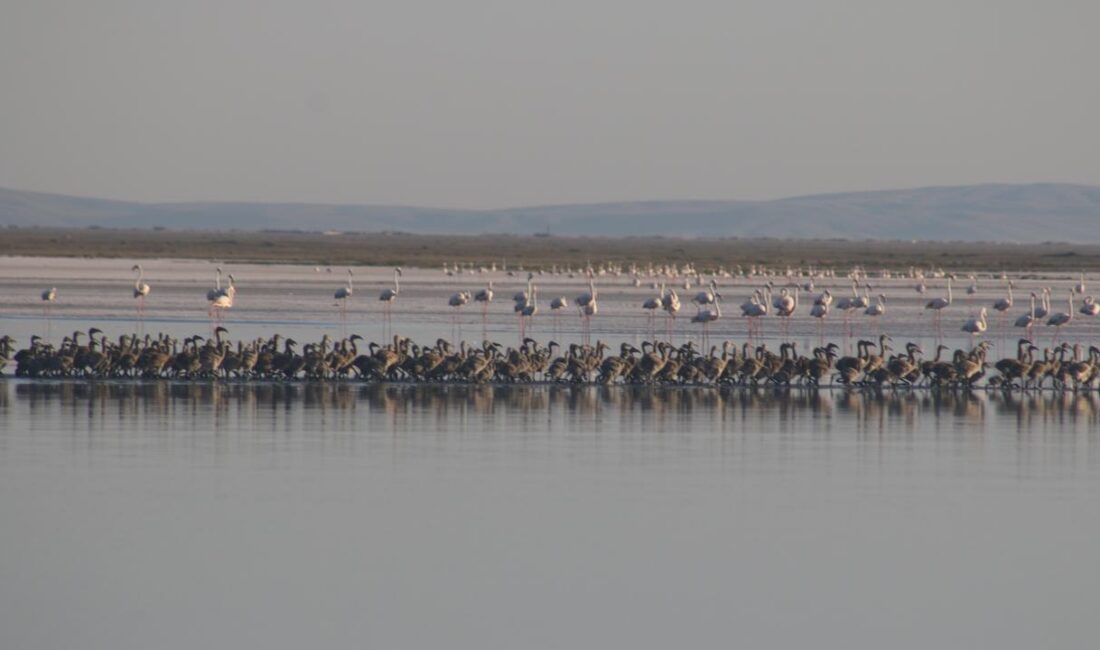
[2, 183, 1099, 242]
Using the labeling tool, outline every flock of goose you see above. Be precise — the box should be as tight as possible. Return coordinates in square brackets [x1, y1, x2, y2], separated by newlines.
[3, 328, 1099, 391]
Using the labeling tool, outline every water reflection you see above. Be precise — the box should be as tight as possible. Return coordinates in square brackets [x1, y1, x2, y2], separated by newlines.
[5, 380, 1100, 436]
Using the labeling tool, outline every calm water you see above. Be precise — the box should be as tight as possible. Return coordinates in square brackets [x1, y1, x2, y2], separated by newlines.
[1, 380, 1098, 649]
[2, 256, 1096, 354]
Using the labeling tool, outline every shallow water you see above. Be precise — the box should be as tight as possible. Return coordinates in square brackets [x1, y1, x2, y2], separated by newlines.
[1, 256, 1095, 355]
[1, 380, 1098, 649]
[3, 258, 1099, 648]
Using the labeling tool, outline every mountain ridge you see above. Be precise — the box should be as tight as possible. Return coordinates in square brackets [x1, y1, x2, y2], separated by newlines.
[2, 183, 1099, 242]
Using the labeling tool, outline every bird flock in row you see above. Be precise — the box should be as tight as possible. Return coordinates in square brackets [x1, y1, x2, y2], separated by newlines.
[4, 328, 1100, 392]
[24, 263, 1100, 345]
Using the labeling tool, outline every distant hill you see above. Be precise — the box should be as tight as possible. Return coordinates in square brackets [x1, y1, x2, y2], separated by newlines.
[2, 183, 1099, 242]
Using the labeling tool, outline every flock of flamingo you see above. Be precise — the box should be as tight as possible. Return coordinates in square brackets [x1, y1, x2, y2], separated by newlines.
[28, 263, 1094, 342]
[7, 261, 1100, 390]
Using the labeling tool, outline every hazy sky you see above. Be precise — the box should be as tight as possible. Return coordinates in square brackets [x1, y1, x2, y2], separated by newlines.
[2, 0, 1098, 208]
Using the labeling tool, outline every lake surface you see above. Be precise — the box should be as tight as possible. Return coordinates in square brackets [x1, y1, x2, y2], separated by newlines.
[1, 380, 1098, 649]
[2, 256, 1095, 355]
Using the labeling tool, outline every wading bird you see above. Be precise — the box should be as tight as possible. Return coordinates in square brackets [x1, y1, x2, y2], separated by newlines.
[925, 277, 953, 338]
[962, 308, 988, 336]
[334, 269, 354, 323]
[379, 267, 402, 330]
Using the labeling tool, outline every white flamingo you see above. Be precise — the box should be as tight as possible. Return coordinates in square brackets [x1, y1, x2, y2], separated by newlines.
[642, 282, 665, 337]
[448, 289, 471, 338]
[1075, 272, 1086, 295]
[1014, 292, 1037, 335]
[41, 287, 57, 314]
[206, 267, 223, 302]
[211, 274, 235, 310]
[1034, 287, 1051, 320]
[662, 287, 681, 340]
[809, 299, 829, 339]
[575, 274, 598, 342]
[513, 272, 534, 304]
[521, 286, 539, 319]
[691, 294, 721, 344]
[379, 267, 402, 328]
[864, 293, 886, 317]
[992, 281, 1013, 313]
[132, 264, 151, 320]
[693, 279, 718, 306]
[852, 284, 870, 310]
[775, 286, 798, 337]
[925, 277, 953, 337]
[1046, 292, 1073, 342]
[962, 307, 988, 336]
[474, 281, 494, 306]
[474, 280, 494, 328]
[1079, 296, 1100, 316]
[741, 289, 768, 338]
[448, 290, 471, 309]
[332, 269, 354, 330]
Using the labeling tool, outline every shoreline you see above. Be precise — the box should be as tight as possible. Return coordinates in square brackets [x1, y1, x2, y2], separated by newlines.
[3, 227, 1100, 271]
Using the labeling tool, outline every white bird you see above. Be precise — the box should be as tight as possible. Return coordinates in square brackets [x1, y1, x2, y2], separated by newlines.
[1079, 296, 1100, 316]
[334, 269, 354, 300]
[132, 264, 151, 323]
[1034, 287, 1051, 320]
[576, 274, 599, 342]
[211, 274, 235, 310]
[642, 281, 665, 335]
[864, 294, 886, 317]
[924, 277, 952, 312]
[1075, 272, 1086, 295]
[966, 275, 979, 295]
[693, 280, 718, 306]
[1014, 293, 1037, 329]
[574, 273, 597, 311]
[581, 293, 599, 318]
[550, 296, 569, 311]
[813, 289, 832, 307]
[643, 281, 665, 312]
[775, 287, 797, 318]
[962, 307, 988, 335]
[132, 264, 151, 299]
[925, 277, 952, 337]
[836, 282, 861, 311]
[1046, 292, 1073, 329]
[513, 273, 534, 304]
[810, 300, 829, 321]
[223, 274, 236, 301]
[662, 287, 681, 320]
[521, 286, 539, 318]
[691, 294, 721, 345]
[378, 267, 401, 328]
[41, 287, 57, 303]
[448, 290, 471, 308]
[992, 281, 1013, 312]
[206, 267, 223, 302]
[379, 267, 402, 303]
[474, 281, 494, 305]
[691, 295, 722, 324]
[852, 284, 870, 310]
[742, 289, 768, 317]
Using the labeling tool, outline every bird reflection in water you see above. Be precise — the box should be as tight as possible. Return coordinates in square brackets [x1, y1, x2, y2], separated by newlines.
[6, 382, 1100, 439]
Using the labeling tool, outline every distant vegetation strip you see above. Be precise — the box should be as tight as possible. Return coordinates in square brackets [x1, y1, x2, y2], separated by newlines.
[2, 227, 1100, 272]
